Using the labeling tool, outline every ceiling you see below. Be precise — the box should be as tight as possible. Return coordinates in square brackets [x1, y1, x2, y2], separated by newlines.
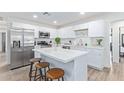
[0, 12, 107, 27]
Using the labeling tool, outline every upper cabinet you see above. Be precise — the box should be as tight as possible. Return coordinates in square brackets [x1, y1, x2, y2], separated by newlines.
[33, 26, 40, 38]
[74, 29, 88, 38]
[88, 20, 105, 37]
[73, 23, 89, 30]
[58, 26, 76, 38]
[49, 28, 57, 38]
[11, 20, 108, 39]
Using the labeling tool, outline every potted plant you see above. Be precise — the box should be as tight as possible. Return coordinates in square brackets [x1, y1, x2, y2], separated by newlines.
[96, 39, 103, 46]
[55, 37, 61, 47]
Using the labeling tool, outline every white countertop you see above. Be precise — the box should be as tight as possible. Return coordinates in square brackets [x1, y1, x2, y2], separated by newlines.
[71, 46, 104, 50]
[33, 47, 88, 63]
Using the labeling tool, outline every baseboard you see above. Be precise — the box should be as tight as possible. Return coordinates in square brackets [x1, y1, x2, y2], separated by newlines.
[10, 64, 30, 70]
[88, 65, 103, 71]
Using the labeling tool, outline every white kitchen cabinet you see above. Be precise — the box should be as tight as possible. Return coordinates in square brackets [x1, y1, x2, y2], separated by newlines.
[34, 52, 41, 58]
[34, 46, 41, 58]
[87, 49, 104, 70]
[88, 20, 105, 37]
[12, 22, 35, 29]
[50, 29, 57, 38]
[58, 26, 76, 38]
[72, 47, 104, 70]
[34, 26, 40, 38]
[73, 23, 89, 30]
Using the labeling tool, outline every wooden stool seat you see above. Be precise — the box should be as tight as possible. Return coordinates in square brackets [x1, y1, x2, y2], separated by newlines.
[46, 68, 64, 80]
[34, 62, 50, 81]
[30, 58, 41, 63]
[35, 62, 50, 69]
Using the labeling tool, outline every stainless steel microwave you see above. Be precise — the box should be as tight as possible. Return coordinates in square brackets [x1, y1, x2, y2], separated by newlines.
[39, 31, 50, 38]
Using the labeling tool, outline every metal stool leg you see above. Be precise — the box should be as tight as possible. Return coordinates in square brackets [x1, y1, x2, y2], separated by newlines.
[29, 63, 33, 81]
[44, 68, 46, 81]
[39, 69, 43, 80]
[34, 68, 37, 81]
[48, 66, 50, 70]
[62, 77, 64, 81]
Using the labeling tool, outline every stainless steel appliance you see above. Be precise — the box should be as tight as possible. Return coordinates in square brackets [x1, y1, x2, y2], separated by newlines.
[39, 31, 50, 38]
[13, 40, 20, 48]
[10, 27, 34, 69]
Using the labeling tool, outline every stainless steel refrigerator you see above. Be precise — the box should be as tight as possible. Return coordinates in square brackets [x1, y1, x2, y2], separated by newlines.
[10, 27, 34, 69]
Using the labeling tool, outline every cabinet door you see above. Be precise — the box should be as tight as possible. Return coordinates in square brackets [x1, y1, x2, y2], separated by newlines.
[35, 52, 41, 58]
[34, 26, 40, 38]
[58, 27, 75, 38]
[50, 29, 57, 38]
[73, 23, 89, 30]
[87, 49, 104, 70]
[88, 20, 105, 37]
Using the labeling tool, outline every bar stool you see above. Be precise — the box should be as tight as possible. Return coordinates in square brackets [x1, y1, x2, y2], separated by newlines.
[34, 62, 50, 81]
[29, 58, 41, 81]
[46, 68, 64, 81]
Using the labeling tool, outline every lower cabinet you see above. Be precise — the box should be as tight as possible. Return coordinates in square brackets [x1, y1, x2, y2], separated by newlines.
[35, 52, 41, 58]
[87, 49, 104, 70]
[72, 47, 104, 70]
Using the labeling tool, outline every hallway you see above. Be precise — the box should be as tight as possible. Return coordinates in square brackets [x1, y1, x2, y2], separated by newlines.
[0, 52, 7, 66]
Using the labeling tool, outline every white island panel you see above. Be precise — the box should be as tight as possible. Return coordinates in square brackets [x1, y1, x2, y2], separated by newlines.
[33, 48, 88, 81]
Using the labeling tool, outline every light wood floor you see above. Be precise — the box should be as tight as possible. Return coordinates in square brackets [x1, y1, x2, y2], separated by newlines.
[88, 58, 124, 81]
[0, 52, 29, 81]
[1, 52, 124, 81]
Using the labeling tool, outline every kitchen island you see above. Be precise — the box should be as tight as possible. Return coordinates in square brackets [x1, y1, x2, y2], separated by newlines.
[33, 47, 88, 81]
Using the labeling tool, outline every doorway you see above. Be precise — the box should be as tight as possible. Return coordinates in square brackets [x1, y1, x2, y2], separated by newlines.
[0, 32, 7, 66]
[119, 27, 124, 62]
[110, 28, 113, 62]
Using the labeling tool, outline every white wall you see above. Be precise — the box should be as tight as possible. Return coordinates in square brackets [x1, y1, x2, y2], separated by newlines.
[0, 21, 7, 53]
[104, 22, 111, 67]
[0, 33, 2, 52]
[111, 21, 124, 63]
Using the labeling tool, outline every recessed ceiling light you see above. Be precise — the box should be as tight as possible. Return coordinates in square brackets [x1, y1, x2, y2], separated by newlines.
[53, 21, 57, 24]
[80, 12, 85, 15]
[33, 15, 38, 18]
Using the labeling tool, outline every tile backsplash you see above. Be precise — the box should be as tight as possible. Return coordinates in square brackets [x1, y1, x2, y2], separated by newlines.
[73, 37, 91, 47]
[91, 37, 104, 47]
[35, 37, 104, 48]
[73, 37, 104, 47]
